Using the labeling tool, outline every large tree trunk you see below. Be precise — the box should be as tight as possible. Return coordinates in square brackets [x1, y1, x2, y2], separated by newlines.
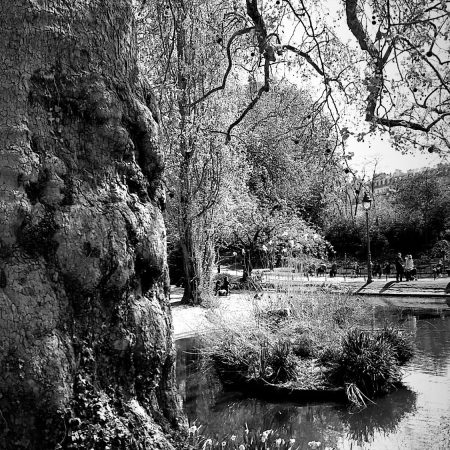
[0, 1, 184, 448]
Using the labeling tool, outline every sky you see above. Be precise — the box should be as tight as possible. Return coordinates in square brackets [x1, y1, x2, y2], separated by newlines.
[346, 134, 445, 174]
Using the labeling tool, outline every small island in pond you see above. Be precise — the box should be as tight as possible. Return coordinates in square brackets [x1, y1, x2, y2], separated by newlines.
[202, 290, 414, 407]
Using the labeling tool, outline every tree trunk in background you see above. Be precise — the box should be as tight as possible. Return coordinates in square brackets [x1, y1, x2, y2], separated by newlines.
[0, 1, 184, 448]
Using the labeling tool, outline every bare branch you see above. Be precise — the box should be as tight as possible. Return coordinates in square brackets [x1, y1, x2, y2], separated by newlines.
[225, 57, 270, 142]
[282, 44, 325, 76]
[189, 26, 254, 107]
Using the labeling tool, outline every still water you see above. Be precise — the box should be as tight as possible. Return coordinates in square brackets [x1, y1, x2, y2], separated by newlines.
[175, 306, 450, 450]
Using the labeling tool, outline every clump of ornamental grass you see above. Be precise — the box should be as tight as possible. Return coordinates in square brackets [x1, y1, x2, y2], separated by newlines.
[376, 326, 414, 364]
[330, 327, 414, 406]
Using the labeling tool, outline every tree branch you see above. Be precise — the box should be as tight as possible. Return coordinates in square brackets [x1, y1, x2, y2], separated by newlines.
[189, 26, 255, 108]
[345, 0, 379, 58]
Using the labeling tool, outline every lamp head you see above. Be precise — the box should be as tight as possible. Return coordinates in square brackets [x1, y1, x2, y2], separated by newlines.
[362, 192, 372, 211]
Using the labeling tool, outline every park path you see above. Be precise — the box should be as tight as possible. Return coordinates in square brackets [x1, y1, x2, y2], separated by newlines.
[170, 287, 256, 340]
[259, 271, 449, 297]
[355, 278, 449, 297]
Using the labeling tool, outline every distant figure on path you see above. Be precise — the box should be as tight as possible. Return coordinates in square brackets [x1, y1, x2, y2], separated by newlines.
[353, 262, 360, 277]
[395, 253, 404, 282]
[221, 276, 230, 295]
[437, 260, 443, 276]
[433, 260, 444, 279]
[373, 261, 382, 279]
[383, 262, 391, 280]
[316, 263, 327, 276]
[405, 254, 416, 281]
[214, 280, 221, 296]
[330, 263, 337, 278]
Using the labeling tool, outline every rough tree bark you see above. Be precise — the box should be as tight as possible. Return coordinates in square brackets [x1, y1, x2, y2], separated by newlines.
[0, 1, 184, 448]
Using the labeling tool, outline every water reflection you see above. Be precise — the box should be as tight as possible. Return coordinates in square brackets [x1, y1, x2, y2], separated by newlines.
[340, 388, 417, 445]
[176, 310, 450, 449]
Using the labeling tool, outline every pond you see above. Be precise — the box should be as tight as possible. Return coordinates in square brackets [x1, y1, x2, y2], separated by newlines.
[175, 305, 450, 449]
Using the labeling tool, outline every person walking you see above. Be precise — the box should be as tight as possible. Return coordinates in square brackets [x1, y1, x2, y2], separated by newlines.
[373, 261, 382, 279]
[383, 261, 391, 280]
[330, 262, 338, 278]
[405, 254, 415, 281]
[395, 253, 404, 282]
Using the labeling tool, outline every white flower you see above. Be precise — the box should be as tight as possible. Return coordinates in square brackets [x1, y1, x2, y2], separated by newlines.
[275, 438, 282, 447]
[289, 439, 296, 445]
[222, 441, 227, 448]
[308, 441, 321, 449]
[231, 435, 236, 441]
[239, 445, 245, 450]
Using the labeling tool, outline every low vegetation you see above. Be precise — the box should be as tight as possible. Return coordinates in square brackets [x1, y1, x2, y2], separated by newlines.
[201, 290, 414, 407]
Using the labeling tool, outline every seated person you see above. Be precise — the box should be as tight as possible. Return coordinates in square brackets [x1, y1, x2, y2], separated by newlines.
[316, 264, 327, 276]
[214, 280, 222, 296]
[219, 276, 230, 296]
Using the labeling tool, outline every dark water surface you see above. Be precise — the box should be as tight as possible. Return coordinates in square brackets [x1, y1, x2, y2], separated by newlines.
[176, 306, 450, 449]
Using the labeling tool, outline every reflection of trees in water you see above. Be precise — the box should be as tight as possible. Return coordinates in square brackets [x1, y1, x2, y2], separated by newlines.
[412, 317, 450, 375]
[376, 309, 450, 376]
[341, 387, 417, 445]
[176, 338, 223, 423]
[181, 390, 415, 449]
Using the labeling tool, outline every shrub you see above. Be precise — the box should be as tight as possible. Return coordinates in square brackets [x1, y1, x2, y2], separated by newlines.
[336, 329, 403, 398]
[267, 340, 297, 383]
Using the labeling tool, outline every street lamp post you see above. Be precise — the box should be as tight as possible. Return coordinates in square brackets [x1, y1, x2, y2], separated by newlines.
[362, 192, 373, 283]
